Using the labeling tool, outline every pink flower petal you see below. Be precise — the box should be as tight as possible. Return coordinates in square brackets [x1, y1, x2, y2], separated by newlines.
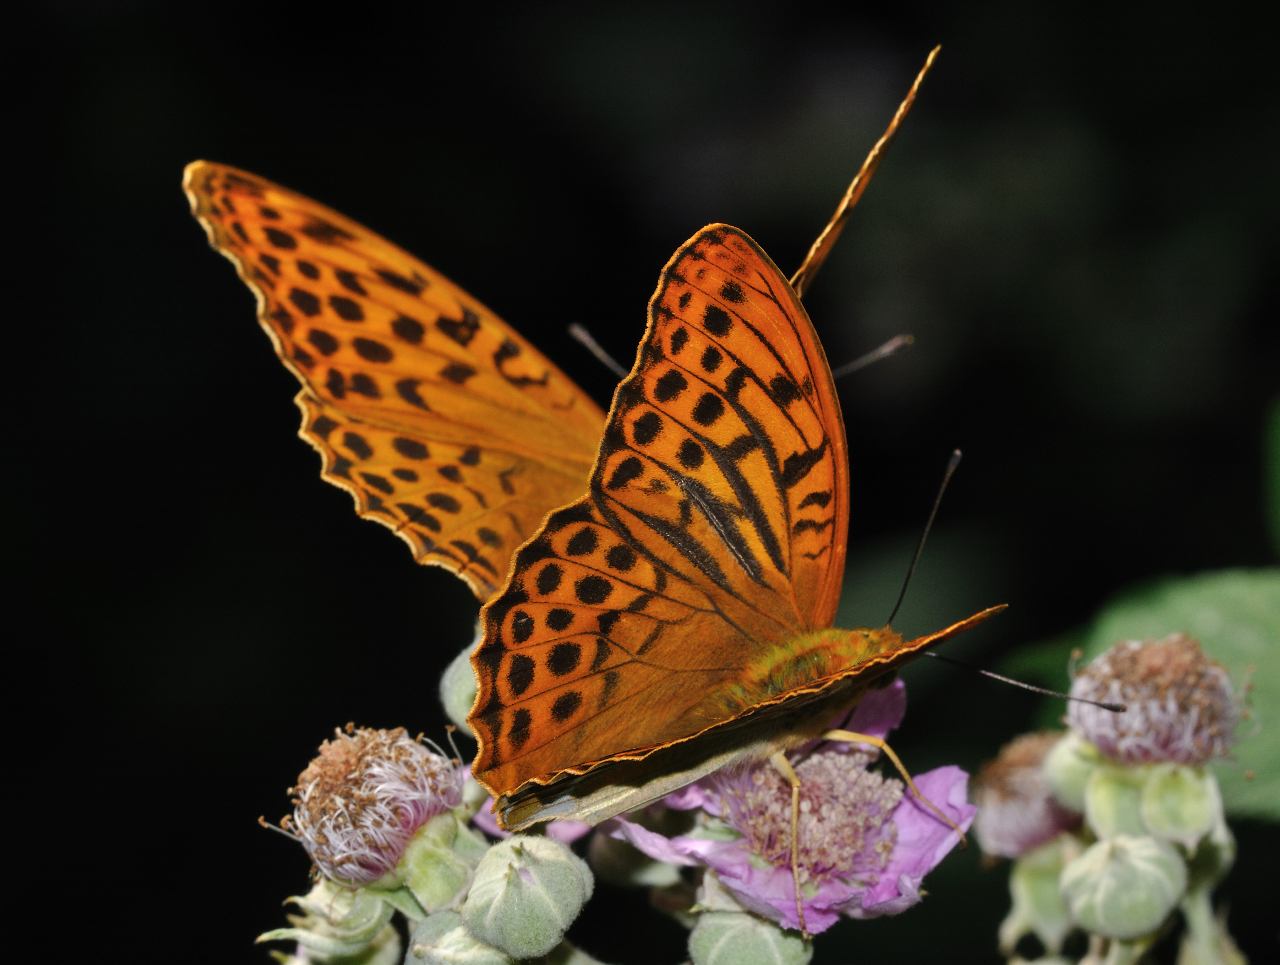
[852, 765, 975, 917]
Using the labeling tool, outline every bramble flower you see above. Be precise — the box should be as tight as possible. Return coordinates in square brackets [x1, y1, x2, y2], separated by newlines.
[1066, 634, 1242, 765]
[974, 731, 1079, 859]
[610, 681, 976, 934]
[290, 725, 464, 885]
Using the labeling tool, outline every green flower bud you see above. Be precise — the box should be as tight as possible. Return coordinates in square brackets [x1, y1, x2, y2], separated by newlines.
[1060, 835, 1187, 939]
[462, 834, 594, 959]
[405, 910, 512, 965]
[399, 812, 483, 914]
[688, 910, 812, 965]
[1042, 731, 1101, 812]
[997, 836, 1078, 955]
[1139, 764, 1221, 850]
[441, 633, 480, 735]
[257, 878, 398, 961]
[1083, 763, 1146, 838]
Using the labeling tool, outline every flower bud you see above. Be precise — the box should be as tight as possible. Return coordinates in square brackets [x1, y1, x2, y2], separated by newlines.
[1060, 835, 1186, 939]
[1042, 731, 1101, 812]
[1067, 634, 1241, 765]
[441, 633, 480, 735]
[1082, 764, 1146, 839]
[1139, 763, 1221, 850]
[398, 812, 482, 914]
[688, 911, 812, 965]
[974, 731, 1079, 858]
[996, 836, 1078, 955]
[405, 910, 512, 965]
[257, 878, 398, 961]
[462, 834, 594, 959]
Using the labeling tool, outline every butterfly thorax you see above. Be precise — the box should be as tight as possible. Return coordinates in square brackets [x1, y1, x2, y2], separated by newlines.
[716, 626, 906, 719]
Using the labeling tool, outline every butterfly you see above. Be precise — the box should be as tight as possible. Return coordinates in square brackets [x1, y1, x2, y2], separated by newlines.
[184, 48, 1000, 838]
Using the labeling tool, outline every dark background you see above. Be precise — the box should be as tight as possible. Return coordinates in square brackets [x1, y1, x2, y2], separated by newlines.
[38, 2, 1275, 962]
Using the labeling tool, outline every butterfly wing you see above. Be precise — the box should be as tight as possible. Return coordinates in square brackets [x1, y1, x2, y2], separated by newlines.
[184, 162, 606, 598]
[469, 224, 852, 797]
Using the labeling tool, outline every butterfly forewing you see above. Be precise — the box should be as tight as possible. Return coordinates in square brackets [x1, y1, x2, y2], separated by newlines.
[184, 161, 606, 598]
[470, 224, 850, 796]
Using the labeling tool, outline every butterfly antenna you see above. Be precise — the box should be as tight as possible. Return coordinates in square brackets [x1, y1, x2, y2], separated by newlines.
[886, 447, 961, 626]
[923, 651, 1127, 713]
[832, 333, 915, 380]
[568, 323, 628, 379]
[791, 45, 940, 298]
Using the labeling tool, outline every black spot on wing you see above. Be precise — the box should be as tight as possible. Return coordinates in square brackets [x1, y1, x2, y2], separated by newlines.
[391, 315, 425, 344]
[551, 691, 582, 723]
[289, 288, 320, 316]
[546, 608, 574, 632]
[437, 308, 480, 346]
[632, 411, 662, 446]
[393, 437, 429, 460]
[798, 490, 832, 509]
[575, 576, 612, 605]
[703, 304, 732, 336]
[566, 527, 598, 557]
[536, 563, 563, 595]
[330, 295, 364, 321]
[508, 653, 535, 694]
[547, 643, 581, 676]
[781, 440, 829, 488]
[334, 269, 367, 295]
[508, 708, 532, 750]
[354, 337, 392, 362]
[265, 227, 297, 250]
[606, 456, 644, 490]
[396, 379, 431, 410]
[512, 611, 534, 644]
[376, 268, 426, 295]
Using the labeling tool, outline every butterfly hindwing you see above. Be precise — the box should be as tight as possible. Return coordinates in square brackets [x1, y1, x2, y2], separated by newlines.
[470, 224, 851, 796]
[184, 161, 606, 597]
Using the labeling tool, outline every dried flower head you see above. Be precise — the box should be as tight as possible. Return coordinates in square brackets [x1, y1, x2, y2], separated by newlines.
[1067, 634, 1242, 765]
[974, 731, 1079, 858]
[290, 725, 462, 884]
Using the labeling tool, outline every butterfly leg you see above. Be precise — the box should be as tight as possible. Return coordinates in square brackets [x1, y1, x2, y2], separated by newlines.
[822, 729, 968, 845]
[768, 751, 810, 939]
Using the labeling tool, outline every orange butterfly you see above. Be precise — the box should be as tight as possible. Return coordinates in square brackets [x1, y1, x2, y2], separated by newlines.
[185, 49, 1000, 844]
